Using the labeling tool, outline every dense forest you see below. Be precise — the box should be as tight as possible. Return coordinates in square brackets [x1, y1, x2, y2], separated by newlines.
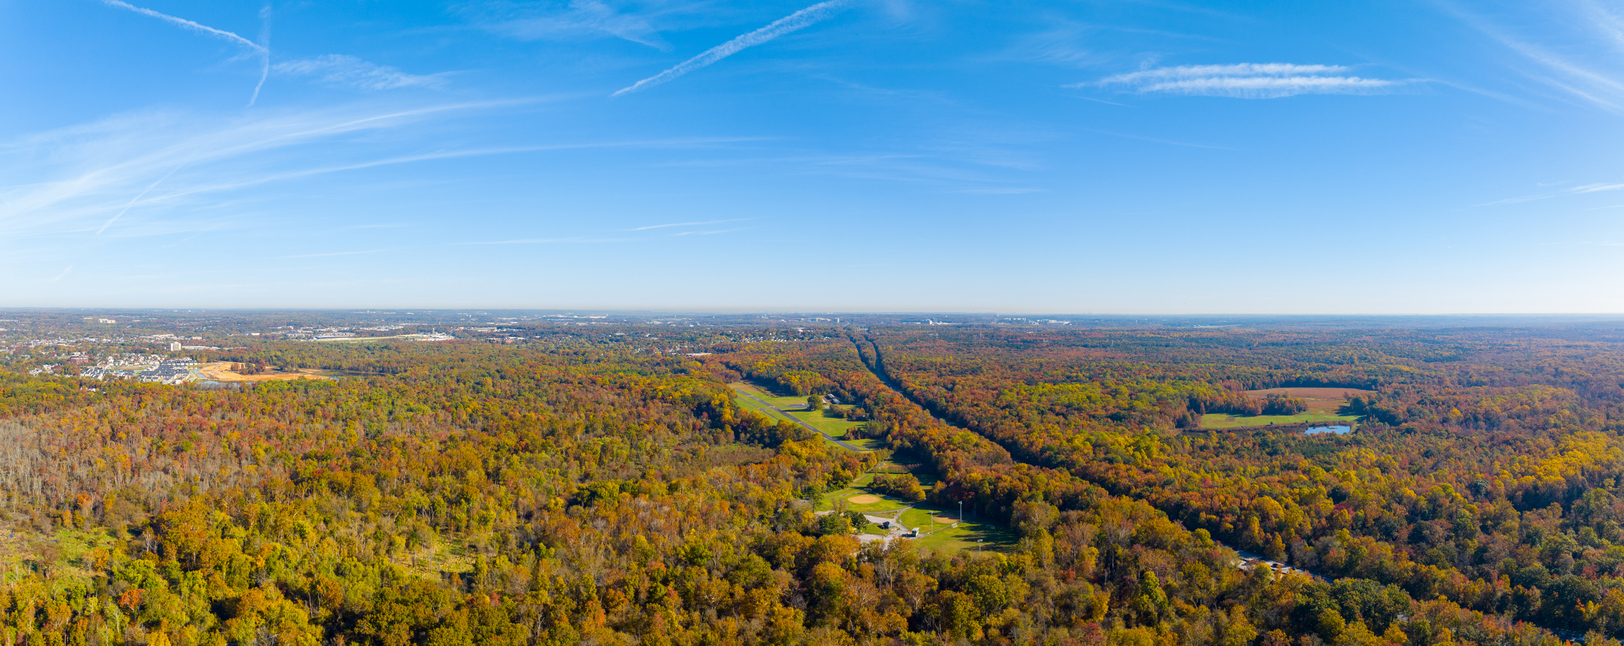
[1, 317, 1621, 645]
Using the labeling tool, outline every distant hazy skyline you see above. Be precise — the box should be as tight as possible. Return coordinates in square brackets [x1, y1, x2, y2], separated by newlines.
[3, 0, 1623, 312]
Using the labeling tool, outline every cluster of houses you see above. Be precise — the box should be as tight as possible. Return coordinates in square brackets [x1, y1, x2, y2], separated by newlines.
[81, 358, 198, 384]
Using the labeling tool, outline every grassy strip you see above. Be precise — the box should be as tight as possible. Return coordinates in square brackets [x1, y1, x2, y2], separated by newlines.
[731, 382, 807, 409]
[786, 409, 863, 438]
[730, 384, 878, 450]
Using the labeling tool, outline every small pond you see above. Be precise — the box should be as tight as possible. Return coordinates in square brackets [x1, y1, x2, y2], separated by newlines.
[1304, 425, 1353, 436]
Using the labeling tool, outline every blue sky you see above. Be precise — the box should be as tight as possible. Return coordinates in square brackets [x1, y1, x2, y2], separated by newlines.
[3, 0, 1623, 313]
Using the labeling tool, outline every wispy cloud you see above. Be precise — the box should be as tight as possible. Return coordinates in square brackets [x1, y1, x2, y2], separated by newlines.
[100, 0, 271, 106]
[1090, 63, 1407, 98]
[97, 163, 185, 235]
[0, 100, 539, 238]
[47, 266, 73, 283]
[251, 5, 271, 106]
[274, 55, 448, 91]
[671, 227, 750, 236]
[463, 237, 630, 245]
[613, 0, 852, 96]
[100, 0, 264, 52]
[1439, 0, 1624, 113]
[471, 0, 675, 50]
[1480, 181, 1624, 206]
[13, 134, 751, 238]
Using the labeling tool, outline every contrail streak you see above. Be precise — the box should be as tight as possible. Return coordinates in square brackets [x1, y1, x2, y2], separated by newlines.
[613, 0, 850, 96]
[249, 5, 272, 106]
[97, 164, 184, 235]
[100, 0, 266, 53]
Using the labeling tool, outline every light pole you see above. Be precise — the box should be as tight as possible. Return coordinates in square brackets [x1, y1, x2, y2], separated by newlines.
[958, 500, 963, 526]
[978, 539, 983, 556]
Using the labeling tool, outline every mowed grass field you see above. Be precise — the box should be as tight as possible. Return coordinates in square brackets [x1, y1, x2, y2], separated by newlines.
[731, 382, 807, 409]
[814, 465, 1013, 554]
[1200, 387, 1369, 429]
[786, 410, 883, 450]
[730, 383, 812, 427]
[898, 505, 1013, 553]
[731, 382, 883, 450]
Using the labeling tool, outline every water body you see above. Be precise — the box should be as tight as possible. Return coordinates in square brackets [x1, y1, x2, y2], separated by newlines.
[1304, 425, 1352, 435]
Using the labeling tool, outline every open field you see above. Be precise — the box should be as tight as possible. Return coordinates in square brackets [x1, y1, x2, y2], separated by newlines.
[898, 506, 1013, 553]
[786, 409, 863, 438]
[732, 382, 808, 408]
[1243, 387, 1372, 414]
[817, 484, 912, 512]
[196, 362, 330, 383]
[1200, 412, 1358, 429]
[813, 460, 1016, 554]
[730, 383, 884, 449]
[730, 384, 785, 418]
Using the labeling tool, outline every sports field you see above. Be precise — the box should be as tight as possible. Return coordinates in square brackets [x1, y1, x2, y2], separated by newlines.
[898, 505, 1012, 553]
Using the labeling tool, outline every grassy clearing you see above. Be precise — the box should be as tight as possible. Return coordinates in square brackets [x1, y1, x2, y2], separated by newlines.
[897, 505, 1013, 554]
[816, 486, 912, 513]
[732, 382, 808, 409]
[732, 385, 790, 420]
[786, 410, 864, 438]
[0, 526, 120, 586]
[813, 463, 1016, 554]
[1200, 412, 1358, 429]
[1244, 388, 1371, 414]
[398, 535, 476, 580]
[731, 383, 880, 450]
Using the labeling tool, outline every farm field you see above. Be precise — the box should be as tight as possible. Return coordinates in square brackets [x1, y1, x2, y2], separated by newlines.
[1244, 386, 1372, 413]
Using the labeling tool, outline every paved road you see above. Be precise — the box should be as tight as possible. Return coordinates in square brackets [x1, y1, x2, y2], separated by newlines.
[733, 387, 868, 452]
